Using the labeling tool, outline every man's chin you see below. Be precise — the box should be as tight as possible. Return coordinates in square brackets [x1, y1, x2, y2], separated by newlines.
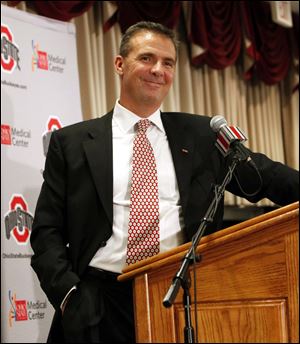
[141, 93, 165, 106]
[143, 87, 169, 101]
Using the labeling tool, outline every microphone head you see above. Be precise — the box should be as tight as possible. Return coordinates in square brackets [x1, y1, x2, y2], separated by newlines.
[210, 115, 227, 132]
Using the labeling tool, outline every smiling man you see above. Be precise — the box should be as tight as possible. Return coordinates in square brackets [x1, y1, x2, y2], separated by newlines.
[115, 27, 176, 116]
[30, 21, 299, 343]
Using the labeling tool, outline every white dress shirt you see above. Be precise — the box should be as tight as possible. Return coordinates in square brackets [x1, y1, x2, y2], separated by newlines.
[89, 101, 185, 273]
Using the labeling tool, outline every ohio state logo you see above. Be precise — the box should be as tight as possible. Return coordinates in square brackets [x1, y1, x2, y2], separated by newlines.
[4, 195, 33, 245]
[42, 116, 62, 157]
[1, 24, 21, 73]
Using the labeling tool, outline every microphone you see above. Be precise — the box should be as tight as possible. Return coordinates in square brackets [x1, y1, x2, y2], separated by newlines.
[210, 115, 262, 196]
[210, 115, 249, 160]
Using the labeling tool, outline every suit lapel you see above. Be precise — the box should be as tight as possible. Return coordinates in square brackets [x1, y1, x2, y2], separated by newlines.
[161, 113, 194, 214]
[83, 112, 113, 224]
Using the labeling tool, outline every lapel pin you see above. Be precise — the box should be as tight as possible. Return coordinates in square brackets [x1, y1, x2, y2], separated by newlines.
[181, 148, 189, 154]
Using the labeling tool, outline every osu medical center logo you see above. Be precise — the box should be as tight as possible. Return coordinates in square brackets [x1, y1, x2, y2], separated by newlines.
[1, 124, 12, 145]
[1, 24, 21, 73]
[8, 290, 47, 327]
[1, 124, 31, 148]
[32, 40, 66, 73]
[4, 194, 33, 245]
[32, 40, 48, 71]
[8, 290, 28, 326]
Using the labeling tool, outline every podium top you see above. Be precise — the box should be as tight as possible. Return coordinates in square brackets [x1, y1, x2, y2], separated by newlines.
[118, 201, 299, 282]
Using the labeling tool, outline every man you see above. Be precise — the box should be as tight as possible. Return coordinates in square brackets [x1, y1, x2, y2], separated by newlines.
[31, 21, 299, 343]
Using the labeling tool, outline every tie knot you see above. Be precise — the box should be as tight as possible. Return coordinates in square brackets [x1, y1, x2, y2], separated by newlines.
[137, 119, 151, 133]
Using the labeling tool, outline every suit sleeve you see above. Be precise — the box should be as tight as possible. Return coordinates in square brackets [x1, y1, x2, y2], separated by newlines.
[226, 150, 299, 206]
[30, 131, 80, 310]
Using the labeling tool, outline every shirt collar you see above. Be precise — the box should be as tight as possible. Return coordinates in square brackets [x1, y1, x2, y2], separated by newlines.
[113, 100, 165, 134]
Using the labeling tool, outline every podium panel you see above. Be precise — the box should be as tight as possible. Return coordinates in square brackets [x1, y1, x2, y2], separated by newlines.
[175, 299, 288, 343]
[119, 202, 299, 343]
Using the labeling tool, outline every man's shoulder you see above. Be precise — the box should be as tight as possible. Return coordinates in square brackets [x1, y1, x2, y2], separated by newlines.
[54, 111, 113, 138]
[161, 111, 211, 126]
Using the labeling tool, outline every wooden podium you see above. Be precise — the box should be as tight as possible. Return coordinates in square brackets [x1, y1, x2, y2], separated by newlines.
[118, 202, 299, 343]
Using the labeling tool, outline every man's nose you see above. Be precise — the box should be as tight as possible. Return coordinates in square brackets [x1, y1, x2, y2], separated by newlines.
[151, 61, 164, 76]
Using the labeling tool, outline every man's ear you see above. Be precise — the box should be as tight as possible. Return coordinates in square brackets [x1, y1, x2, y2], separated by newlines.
[115, 55, 124, 75]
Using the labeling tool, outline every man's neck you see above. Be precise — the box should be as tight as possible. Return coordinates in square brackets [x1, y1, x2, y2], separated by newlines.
[118, 99, 160, 118]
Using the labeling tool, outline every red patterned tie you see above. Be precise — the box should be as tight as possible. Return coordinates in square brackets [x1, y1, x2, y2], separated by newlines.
[126, 119, 160, 265]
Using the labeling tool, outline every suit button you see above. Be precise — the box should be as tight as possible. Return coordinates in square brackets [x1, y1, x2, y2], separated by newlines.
[100, 241, 107, 247]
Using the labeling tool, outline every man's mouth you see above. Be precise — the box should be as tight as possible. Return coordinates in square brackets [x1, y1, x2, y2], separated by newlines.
[143, 79, 164, 86]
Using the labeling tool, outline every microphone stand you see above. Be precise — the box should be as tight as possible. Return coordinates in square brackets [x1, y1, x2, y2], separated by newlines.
[162, 150, 246, 343]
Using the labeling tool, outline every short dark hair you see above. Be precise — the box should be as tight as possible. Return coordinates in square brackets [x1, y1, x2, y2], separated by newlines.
[119, 21, 179, 58]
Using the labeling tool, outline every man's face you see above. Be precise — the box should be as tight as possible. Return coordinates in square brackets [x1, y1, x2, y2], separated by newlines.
[115, 31, 176, 113]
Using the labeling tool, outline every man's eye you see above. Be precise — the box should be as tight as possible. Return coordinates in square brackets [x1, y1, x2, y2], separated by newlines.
[141, 56, 150, 61]
[165, 62, 174, 68]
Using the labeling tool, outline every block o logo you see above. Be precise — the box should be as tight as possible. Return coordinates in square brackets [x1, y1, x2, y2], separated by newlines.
[47, 117, 62, 131]
[1, 24, 20, 73]
[5, 195, 33, 245]
[43, 116, 62, 157]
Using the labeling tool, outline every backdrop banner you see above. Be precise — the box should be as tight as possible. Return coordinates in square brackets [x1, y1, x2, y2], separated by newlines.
[1, 5, 83, 343]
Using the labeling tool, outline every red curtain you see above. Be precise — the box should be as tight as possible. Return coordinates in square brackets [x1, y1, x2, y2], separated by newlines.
[7, 1, 95, 21]
[105, 1, 297, 85]
[241, 2, 291, 85]
[188, 1, 242, 70]
[7, 1, 298, 85]
[113, 1, 181, 33]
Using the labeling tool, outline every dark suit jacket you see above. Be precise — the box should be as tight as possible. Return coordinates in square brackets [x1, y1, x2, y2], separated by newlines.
[30, 111, 299, 337]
